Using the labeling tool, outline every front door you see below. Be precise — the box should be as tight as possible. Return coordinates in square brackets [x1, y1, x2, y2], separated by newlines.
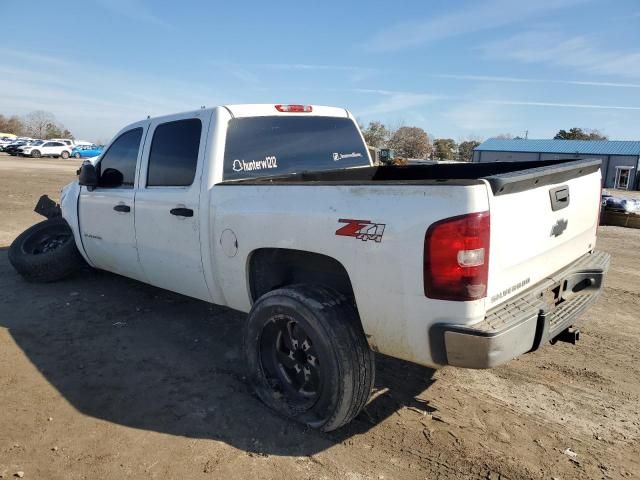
[134, 112, 211, 301]
[79, 124, 148, 281]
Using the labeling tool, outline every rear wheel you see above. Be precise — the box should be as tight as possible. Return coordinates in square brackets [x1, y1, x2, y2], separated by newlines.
[31, 149, 41, 158]
[61, 151, 69, 159]
[245, 284, 375, 431]
[9, 217, 85, 282]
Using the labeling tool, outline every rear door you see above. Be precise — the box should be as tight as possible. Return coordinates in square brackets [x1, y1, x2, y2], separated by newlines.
[79, 125, 148, 281]
[134, 112, 212, 301]
[486, 166, 601, 308]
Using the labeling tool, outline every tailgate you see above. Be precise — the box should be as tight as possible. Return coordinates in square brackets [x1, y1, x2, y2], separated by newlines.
[484, 160, 601, 309]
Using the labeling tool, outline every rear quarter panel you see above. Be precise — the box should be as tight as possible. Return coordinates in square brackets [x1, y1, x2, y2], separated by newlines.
[208, 183, 489, 367]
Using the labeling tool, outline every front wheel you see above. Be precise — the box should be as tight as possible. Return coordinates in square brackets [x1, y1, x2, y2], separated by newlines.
[245, 285, 375, 432]
[9, 217, 85, 282]
[74, 152, 81, 159]
[31, 149, 41, 158]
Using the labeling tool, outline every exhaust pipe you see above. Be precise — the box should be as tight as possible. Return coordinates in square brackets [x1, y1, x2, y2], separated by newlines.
[552, 327, 580, 345]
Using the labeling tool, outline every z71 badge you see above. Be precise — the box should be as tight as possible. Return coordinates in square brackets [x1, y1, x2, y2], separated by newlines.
[336, 219, 386, 243]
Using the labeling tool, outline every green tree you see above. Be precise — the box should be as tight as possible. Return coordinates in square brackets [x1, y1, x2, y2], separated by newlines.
[433, 138, 457, 160]
[457, 140, 481, 162]
[388, 126, 430, 159]
[361, 121, 390, 148]
[554, 128, 607, 140]
[44, 123, 65, 139]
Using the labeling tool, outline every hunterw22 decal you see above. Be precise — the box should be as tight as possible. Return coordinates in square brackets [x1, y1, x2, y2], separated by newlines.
[335, 219, 386, 243]
[232, 155, 278, 173]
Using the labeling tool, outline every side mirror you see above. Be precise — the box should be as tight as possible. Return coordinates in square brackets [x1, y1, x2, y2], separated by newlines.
[100, 168, 124, 188]
[78, 162, 98, 190]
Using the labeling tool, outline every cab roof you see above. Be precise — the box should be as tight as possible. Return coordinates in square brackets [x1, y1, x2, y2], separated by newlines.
[223, 104, 350, 118]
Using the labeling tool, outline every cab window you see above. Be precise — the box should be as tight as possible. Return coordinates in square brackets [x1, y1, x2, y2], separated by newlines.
[147, 118, 202, 187]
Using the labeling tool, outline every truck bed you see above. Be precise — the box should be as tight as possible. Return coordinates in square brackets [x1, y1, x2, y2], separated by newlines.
[220, 159, 602, 195]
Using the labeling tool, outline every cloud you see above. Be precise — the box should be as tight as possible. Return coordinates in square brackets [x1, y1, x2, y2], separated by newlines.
[94, 0, 174, 30]
[481, 31, 640, 78]
[209, 62, 377, 83]
[481, 100, 640, 111]
[252, 63, 376, 82]
[362, 0, 588, 52]
[429, 73, 640, 89]
[354, 89, 442, 116]
[445, 102, 513, 132]
[0, 49, 218, 140]
[218, 64, 263, 88]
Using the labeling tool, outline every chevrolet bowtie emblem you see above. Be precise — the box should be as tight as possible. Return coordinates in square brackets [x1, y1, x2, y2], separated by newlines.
[550, 218, 568, 237]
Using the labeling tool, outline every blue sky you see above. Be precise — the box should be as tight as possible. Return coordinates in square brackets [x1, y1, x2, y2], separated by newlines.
[3, 0, 640, 142]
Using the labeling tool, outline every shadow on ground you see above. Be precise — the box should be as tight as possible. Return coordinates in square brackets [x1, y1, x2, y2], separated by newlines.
[0, 247, 436, 456]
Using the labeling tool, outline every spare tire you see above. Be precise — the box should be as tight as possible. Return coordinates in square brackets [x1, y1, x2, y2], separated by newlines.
[9, 217, 85, 282]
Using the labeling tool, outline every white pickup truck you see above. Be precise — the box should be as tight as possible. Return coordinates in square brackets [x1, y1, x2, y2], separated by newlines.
[9, 104, 610, 431]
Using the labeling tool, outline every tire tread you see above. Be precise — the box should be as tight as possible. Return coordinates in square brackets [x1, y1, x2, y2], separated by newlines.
[8, 217, 84, 283]
[247, 284, 374, 432]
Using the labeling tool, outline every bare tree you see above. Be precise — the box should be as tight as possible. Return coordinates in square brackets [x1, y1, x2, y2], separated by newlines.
[22, 111, 73, 139]
[23, 111, 58, 138]
[388, 126, 430, 159]
[0, 114, 26, 136]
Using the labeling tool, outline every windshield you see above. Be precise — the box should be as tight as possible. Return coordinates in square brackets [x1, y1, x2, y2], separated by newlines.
[223, 116, 370, 180]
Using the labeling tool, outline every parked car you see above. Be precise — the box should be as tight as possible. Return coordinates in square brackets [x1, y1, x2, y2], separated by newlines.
[20, 141, 72, 158]
[0, 136, 16, 149]
[3, 141, 29, 155]
[16, 140, 45, 155]
[8, 104, 609, 432]
[71, 144, 104, 159]
[50, 138, 75, 148]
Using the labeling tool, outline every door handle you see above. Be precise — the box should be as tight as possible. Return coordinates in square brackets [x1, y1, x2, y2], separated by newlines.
[170, 207, 194, 217]
[549, 186, 570, 211]
[113, 204, 131, 213]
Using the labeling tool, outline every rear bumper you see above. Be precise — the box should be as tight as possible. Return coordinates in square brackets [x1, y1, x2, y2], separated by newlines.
[433, 250, 611, 369]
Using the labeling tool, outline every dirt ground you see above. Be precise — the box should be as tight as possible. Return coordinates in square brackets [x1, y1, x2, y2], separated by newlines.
[0, 154, 638, 480]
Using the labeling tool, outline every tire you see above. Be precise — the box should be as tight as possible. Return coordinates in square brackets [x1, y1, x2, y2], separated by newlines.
[245, 284, 375, 432]
[31, 149, 41, 158]
[8, 217, 85, 283]
[61, 151, 69, 159]
[74, 152, 81, 159]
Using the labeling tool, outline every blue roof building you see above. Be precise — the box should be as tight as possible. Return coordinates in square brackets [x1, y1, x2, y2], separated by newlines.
[473, 139, 640, 190]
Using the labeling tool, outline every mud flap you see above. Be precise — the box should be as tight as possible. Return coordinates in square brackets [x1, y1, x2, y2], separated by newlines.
[34, 195, 62, 219]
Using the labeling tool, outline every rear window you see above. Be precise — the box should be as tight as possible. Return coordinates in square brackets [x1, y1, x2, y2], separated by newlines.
[147, 118, 202, 187]
[223, 116, 369, 180]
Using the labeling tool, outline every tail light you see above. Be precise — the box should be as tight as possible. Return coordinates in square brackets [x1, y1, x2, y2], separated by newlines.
[275, 104, 313, 113]
[424, 212, 490, 301]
